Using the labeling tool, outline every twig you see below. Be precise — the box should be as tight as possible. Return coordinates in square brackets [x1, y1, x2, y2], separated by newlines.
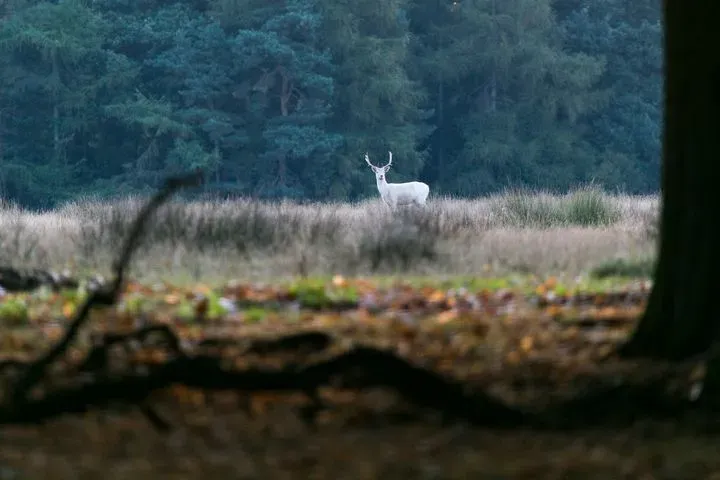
[4, 170, 203, 413]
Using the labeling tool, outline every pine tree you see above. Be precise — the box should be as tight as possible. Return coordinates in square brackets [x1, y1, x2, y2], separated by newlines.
[316, 0, 432, 199]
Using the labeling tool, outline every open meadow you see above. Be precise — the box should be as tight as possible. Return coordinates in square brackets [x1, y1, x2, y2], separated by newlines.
[0, 186, 658, 283]
[8, 187, 718, 480]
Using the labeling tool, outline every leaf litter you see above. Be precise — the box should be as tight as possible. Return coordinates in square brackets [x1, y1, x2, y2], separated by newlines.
[0, 274, 666, 409]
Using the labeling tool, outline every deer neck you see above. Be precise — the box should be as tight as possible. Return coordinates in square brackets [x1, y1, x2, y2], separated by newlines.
[377, 178, 389, 194]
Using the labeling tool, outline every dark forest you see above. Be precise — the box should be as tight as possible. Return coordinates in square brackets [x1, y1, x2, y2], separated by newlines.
[0, 0, 661, 207]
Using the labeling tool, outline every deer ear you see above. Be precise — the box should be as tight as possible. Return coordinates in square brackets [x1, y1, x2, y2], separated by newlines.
[384, 165, 391, 171]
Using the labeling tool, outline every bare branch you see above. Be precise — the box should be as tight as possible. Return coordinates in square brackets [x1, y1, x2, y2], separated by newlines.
[0, 328, 528, 428]
[4, 170, 204, 414]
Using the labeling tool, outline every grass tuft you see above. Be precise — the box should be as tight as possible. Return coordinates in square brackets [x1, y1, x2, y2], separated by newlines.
[494, 184, 621, 228]
[564, 184, 621, 227]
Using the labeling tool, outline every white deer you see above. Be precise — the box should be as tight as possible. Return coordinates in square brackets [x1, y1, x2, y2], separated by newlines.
[365, 151, 429, 208]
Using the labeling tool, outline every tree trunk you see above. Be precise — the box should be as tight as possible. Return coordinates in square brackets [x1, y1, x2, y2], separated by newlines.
[620, 2, 720, 360]
[51, 48, 62, 165]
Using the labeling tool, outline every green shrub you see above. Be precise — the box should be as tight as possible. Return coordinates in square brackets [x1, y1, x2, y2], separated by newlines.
[494, 184, 621, 228]
[564, 184, 621, 227]
[590, 257, 655, 279]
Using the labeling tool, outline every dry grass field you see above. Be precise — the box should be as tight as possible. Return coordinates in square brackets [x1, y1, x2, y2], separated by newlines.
[0, 185, 659, 284]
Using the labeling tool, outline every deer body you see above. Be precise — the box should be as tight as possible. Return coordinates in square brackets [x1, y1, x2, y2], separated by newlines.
[365, 151, 429, 208]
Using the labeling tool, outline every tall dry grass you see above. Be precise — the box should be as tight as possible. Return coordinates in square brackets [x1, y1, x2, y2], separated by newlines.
[0, 186, 659, 283]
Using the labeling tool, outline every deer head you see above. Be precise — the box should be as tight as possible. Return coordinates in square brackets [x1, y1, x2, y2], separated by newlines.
[365, 151, 392, 183]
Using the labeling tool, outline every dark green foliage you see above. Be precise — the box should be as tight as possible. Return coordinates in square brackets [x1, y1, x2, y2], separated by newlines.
[0, 0, 133, 206]
[315, 0, 432, 200]
[409, 0, 611, 196]
[0, 0, 661, 207]
[227, 0, 344, 198]
[559, 0, 662, 192]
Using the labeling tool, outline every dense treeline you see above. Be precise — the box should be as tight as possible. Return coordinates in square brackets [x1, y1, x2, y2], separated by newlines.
[0, 0, 660, 207]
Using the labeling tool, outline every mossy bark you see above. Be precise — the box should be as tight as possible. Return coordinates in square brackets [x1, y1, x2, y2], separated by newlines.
[620, 2, 720, 360]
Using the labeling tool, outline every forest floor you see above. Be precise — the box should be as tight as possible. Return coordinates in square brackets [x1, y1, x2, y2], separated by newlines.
[1, 273, 718, 479]
[3, 409, 720, 479]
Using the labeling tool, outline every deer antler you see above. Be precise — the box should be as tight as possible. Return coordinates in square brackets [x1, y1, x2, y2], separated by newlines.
[384, 151, 393, 169]
[365, 152, 375, 168]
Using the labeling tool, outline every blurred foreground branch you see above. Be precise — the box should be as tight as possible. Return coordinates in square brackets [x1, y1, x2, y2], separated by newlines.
[0, 170, 204, 424]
